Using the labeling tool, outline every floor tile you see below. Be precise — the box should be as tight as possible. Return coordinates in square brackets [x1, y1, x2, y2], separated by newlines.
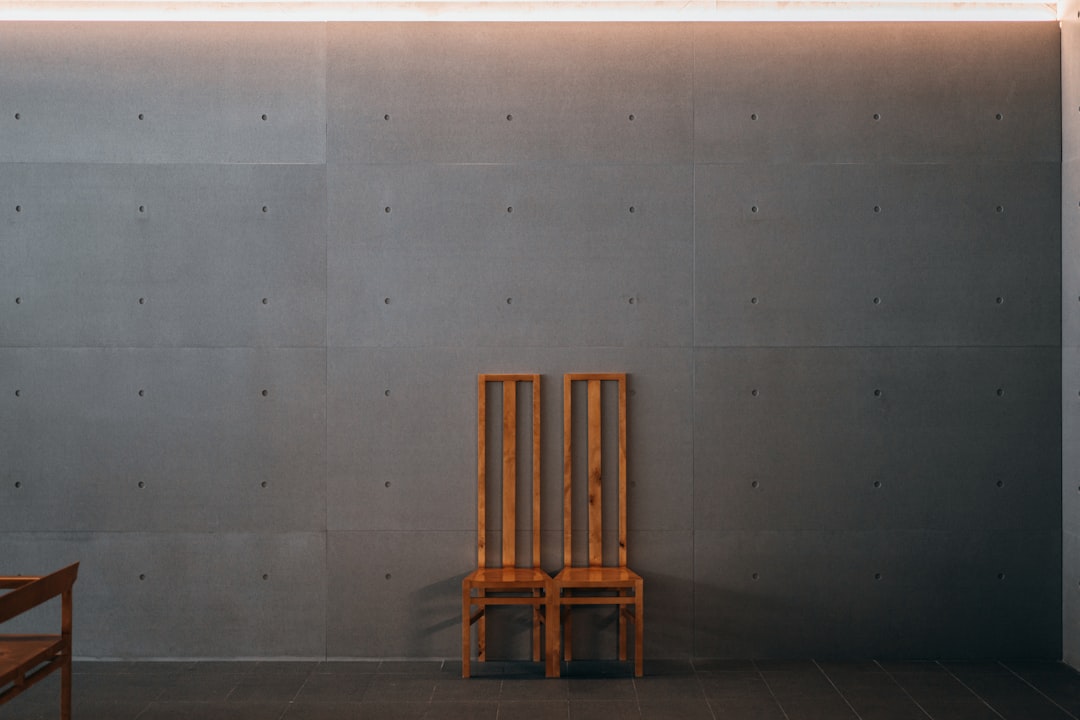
[777, 695, 859, 720]
[698, 671, 773, 698]
[639, 699, 714, 719]
[362, 675, 438, 702]
[294, 672, 373, 701]
[497, 700, 571, 720]
[422, 701, 498, 719]
[633, 676, 704, 701]
[136, 700, 289, 720]
[707, 695, 786, 719]
[431, 677, 502, 702]
[567, 677, 637, 700]
[569, 699, 641, 719]
[501, 678, 570, 700]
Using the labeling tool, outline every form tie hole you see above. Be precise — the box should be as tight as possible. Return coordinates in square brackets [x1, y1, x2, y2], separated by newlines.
[384, 206, 391, 214]
[873, 113, 881, 120]
[261, 114, 268, 121]
[15, 297, 21, 305]
[138, 389, 145, 397]
[138, 481, 145, 489]
[997, 572, 1006, 580]
[263, 574, 269, 581]
[384, 297, 391, 305]
[14, 390, 21, 397]
[506, 114, 513, 121]
[629, 206, 635, 213]
[261, 298, 268, 305]
[628, 114, 635, 121]
[873, 480, 882, 489]
[261, 481, 268, 488]
[750, 205, 758, 213]
[506, 297, 512, 305]
[507, 206, 513, 213]
[995, 113, 1003, 120]
[995, 205, 1004, 213]
[873, 206, 881, 213]
[14, 481, 21, 489]
[750, 297, 758, 305]
[384, 113, 391, 121]
[14, 113, 20, 120]
[996, 388, 1005, 397]
[873, 389, 882, 397]
[385, 481, 391, 488]
[15, 205, 21, 212]
[996, 296, 1004, 305]
[262, 206, 268, 213]
[261, 389, 269, 397]
[138, 205, 145, 213]
[752, 573, 760, 581]
[996, 480, 1004, 488]
[874, 573, 882, 580]
[385, 573, 392, 580]
[138, 113, 145, 120]
[751, 480, 759, 488]
[138, 297, 145, 305]
[873, 297, 881, 305]
[139, 574, 146, 581]
[750, 113, 758, 120]
[384, 389, 391, 397]
[751, 389, 759, 397]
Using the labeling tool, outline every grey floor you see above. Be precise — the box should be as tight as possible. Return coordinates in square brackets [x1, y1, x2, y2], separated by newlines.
[5, 658, 1080, 719]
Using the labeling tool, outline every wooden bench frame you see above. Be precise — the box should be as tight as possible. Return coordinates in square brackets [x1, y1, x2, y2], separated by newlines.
[0, 563, 79, 720]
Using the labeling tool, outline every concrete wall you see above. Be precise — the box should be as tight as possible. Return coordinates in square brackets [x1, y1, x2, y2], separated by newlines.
[0, 21, 1062, 660]
[1064, 1, 1080, 668]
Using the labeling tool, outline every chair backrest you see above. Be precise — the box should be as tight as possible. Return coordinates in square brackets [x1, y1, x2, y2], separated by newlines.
[477, 374, 541, 569]
[563, 373, 627, 569]
[0, 563, 79, 626]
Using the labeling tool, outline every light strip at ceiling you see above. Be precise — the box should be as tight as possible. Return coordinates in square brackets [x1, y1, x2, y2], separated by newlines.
[0, 0, 1061, 21]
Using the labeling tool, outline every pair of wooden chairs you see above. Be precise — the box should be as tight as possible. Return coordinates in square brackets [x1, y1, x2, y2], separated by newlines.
[461, 373, 643, 679]
[0, 563, 79, 720]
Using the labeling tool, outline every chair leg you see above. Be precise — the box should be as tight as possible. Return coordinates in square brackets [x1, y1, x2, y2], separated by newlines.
[545, 591, 560, 678]
[634, 581, 644, 678]
[461, 584, 472, 678]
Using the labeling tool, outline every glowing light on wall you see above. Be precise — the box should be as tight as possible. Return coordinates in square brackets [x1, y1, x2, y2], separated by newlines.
[0, 0, 1061, 21]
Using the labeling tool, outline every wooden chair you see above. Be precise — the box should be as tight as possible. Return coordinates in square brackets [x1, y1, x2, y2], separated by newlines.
[0, 563, 80, 720]
[554, 373, 643, 677]
[462, 374, 557, 678]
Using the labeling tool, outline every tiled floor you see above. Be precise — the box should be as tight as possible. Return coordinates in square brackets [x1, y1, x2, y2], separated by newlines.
[5, 658, 1080, 719]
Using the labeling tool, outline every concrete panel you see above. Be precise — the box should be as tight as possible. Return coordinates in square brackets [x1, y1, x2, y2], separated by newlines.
[0, 532, 327, 658]
[694, 162, 1060, 348]
[327, 347, 692, 534]
[0, 163, 326, 348]
[327, 23, 692, 165]
[694, 348, 1060, 533]
[0, 348, 326, 533]
[1066, 531, 1080, 667]
[694, 529, 1060, 659]
[0, 23, 325, 164]
[328, 163, 692, 348]
[1066, 21, 1080, 165]
[1065, 162, 1080, 345]
[327, 531, 473, 658]
[694, 23, 1060, 164]
[1066, 347, 1080, 536]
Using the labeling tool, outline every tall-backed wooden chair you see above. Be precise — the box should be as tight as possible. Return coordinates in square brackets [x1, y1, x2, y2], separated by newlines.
[554, 373, 643, 677]
[462, 374, 557, 678]
[0, 562, 79, 720]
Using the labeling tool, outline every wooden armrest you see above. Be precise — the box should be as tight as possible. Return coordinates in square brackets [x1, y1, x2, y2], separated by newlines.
[0, 564, 79, 626]
[0, 578, 40, 590]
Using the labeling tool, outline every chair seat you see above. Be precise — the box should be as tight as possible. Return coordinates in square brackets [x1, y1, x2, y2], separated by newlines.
[555, 566, 641, 589]
[0, 635, 66, 686]
[465, 567, 550, 588]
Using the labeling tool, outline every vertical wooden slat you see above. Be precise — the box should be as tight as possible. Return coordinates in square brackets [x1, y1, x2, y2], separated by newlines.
[502, 380, 517, 567]
[477, 375, 487, 568]
[563, 374, 573, 568]
[618, 375, 628, 568]
[531, 377, 541, 569]
[587, 379, 603, 567]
